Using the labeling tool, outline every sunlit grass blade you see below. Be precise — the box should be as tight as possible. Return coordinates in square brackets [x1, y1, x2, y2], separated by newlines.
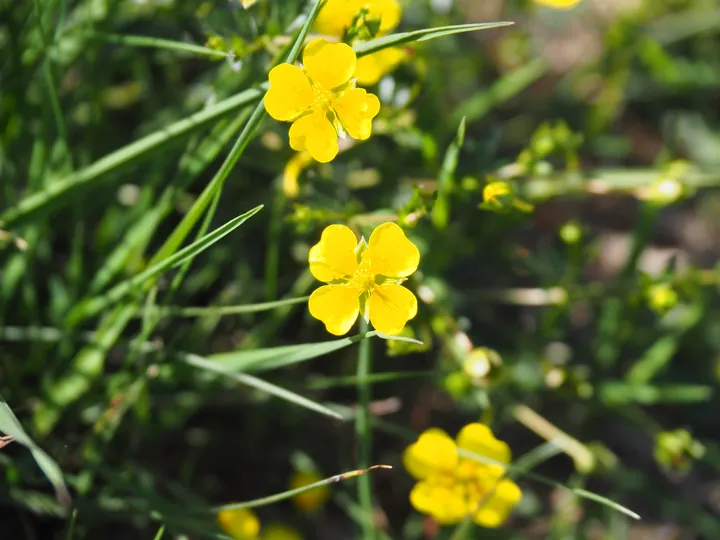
[94, 32, 228, 58]
[0, 87, 265, 228]
[215, 465, 391, 511]
[152, 525, 165, 540]
[353, 22, 514, 57]
[181, 353, 343, 420]
[143, 296, 310, 318]
[432, 117, 466, 229]
[208, 331, 376, 373]
[0, 390, 71, 506]
[66, 205, 263, 325]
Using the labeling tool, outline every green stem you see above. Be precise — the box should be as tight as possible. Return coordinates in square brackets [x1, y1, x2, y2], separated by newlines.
[356, 318, 375, 539]
[265, 179, 286, 300]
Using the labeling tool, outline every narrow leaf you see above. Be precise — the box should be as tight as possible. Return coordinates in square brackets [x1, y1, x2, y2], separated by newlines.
[354, 22, 514, 57]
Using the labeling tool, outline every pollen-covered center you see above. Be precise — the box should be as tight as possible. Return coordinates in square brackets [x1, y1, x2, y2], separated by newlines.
[428, 460, 497, 516]
[347, 251, 375, 293]
[308, 76, 335, 112]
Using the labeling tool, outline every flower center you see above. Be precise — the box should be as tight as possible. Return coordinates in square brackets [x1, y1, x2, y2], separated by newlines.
[347, 251, 375, 294]
[426, 461, 502, 517]
[309, 78, 335, 112]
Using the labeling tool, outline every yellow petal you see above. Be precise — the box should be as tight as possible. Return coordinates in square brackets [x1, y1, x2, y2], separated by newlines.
[368, 283, 417, 335]
[333, 88, 380, 140]
[308, 285, 360, 335]
[313, 0, 355, 36]
[473, 479, 522, 528]
[289, 110, 339, 163]
[217, 508, 260, 540]
[456, 423, 511, 466]
[366, 222, 420, 278]
[259, 524, 303, 540]
[355, 47, 407, 86]
[366, 0, 402, 33]
[308, 224, 359, 282]
[303, 38, 356, 90]
[403, 428, 458, 480]
[534, 0, 582, 9]
[409, 481, 466, 525]
[264, 64, 313, 121]
[289, 470, 330, 512]
[282, 151, 314, 198]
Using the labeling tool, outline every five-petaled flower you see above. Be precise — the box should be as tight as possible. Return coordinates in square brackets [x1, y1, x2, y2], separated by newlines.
[308, 222, 420, 336]
[404, 423, 522, 527]
[264, 39, 380, 163]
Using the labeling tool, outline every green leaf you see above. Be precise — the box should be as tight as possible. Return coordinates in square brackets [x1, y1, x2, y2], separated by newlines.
[432, 117, 466, 229]
[0, 390, 71, 506]
[353, 22, 514, 57]
[0, 87, 265, 228]
[146, 296, 310, 318]
[208, 332, 376, 373]
[67, 205, 263, 325]
[180, 353, 343, 420]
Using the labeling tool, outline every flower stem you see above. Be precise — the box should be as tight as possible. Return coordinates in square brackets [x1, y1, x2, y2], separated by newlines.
[356, 318, 375, 539]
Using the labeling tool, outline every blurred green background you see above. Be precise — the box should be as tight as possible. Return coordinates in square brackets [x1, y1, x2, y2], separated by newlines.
[2, 0, 720, 538]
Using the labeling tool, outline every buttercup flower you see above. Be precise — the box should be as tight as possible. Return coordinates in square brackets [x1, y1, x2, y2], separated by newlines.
[289, 470, 330, 512]
[534, 0, 582, 9]
[308, 222, 420, 336]
[282, 151, 314, 198]
[355, 47, 408, 86]
[404, 423, 522, 527]
[217, 507, 260, 539]
[314, 0, 401, 37]
[264, 39, 381, 163]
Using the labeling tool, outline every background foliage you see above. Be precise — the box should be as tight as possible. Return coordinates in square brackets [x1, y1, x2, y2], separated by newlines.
[2, 0, 720, 538]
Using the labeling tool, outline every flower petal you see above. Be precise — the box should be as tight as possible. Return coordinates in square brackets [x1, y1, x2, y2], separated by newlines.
[456, 423, 511, 466]
[366, 222, 420, 278]
[473, 479, 522, 528]
[403, 428, 458, 480]
[367, 0, 402, 33]
[289, 110, 339, 163]
[216, 508, 260, 540]
[410, 481, 467, 525]
[333, 88, 380, 140]
[368, 283, 417, 335]
[355, 47, 407, 86]
[308, 224, 359, 282]
[264, 64, 314, 121]
[313, 0, 355, 36]
[308, 285, 360, 336]
[303, 38, 356, 90]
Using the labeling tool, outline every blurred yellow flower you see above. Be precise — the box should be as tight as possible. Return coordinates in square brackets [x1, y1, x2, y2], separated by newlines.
[283, 152, 314, 198]
[289, 470, 330, 512]
[265, 39, 380, 163]
[217, 507, 260, 539]
[260, 524, 303, 540]
[404, 423, 522, 527]
[356, 47, 408, 86]
[314, 0, 401, 37]
[308, 222, 420, 336]
[239, 0, 259, 9]
[534, 0, 582, 9]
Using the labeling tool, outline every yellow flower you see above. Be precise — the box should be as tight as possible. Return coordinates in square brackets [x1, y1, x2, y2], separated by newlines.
[404, 423, 522, 527]
[289, 470, 330, 512]
[239, 0, 259, 9]
[308, 222, 420, 336]
[282, 151, 314, 198]
[533, 0, 582, 9]
[355, 47, 408, 86]
[264, 39, 381, 163]
[260, 524, 304, 540]
[314, 0, 401, 37]
[217, 507, 260, 539]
